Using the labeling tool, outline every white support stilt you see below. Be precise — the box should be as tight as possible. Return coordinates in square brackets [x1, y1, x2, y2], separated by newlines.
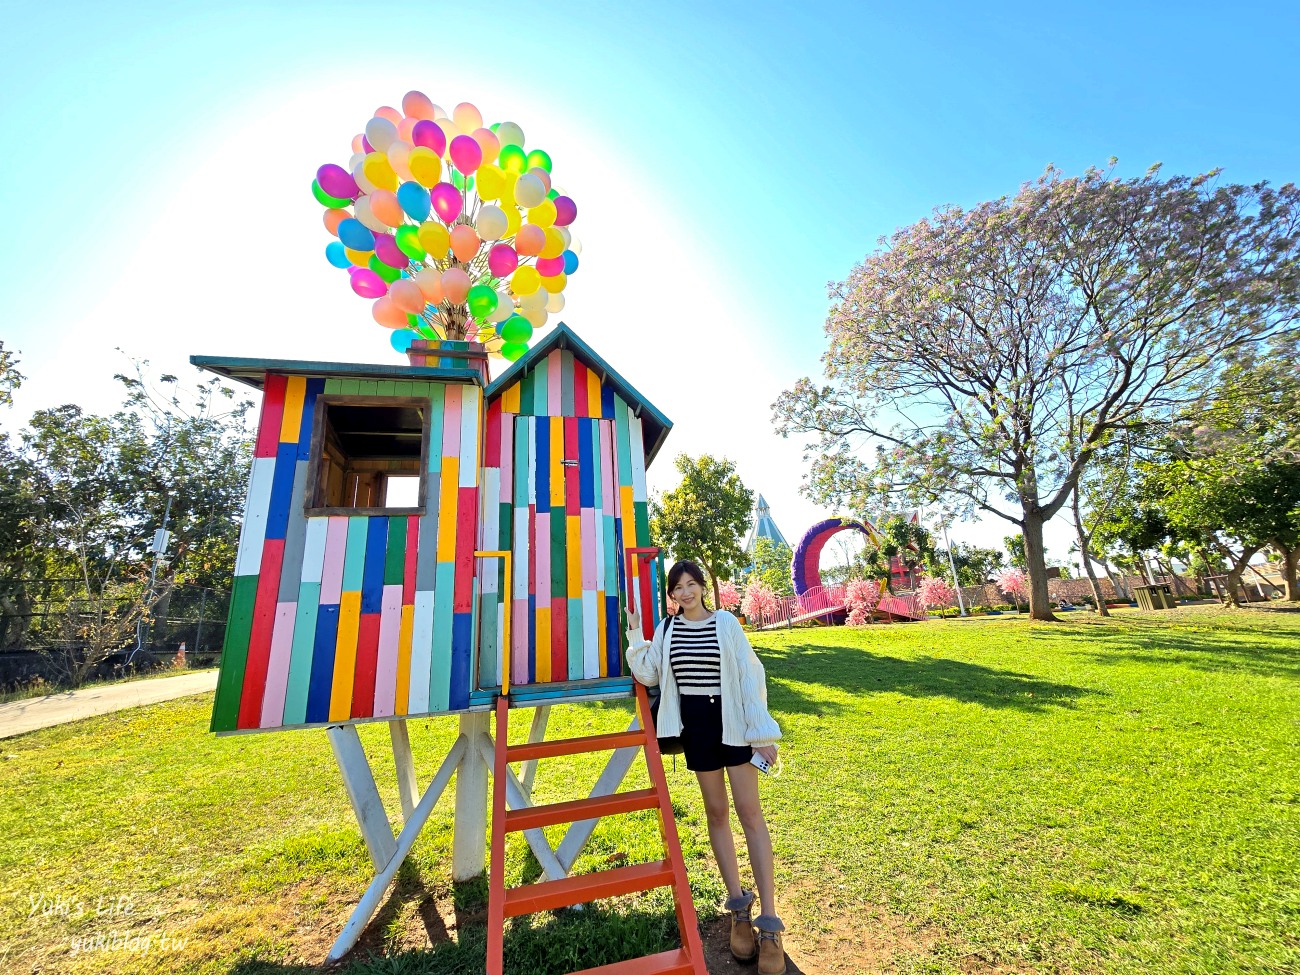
[452, 712, 491, 881]
[519, 705, 551, 801]
[327, 724, 397, 869]
[388, 720, 419, 823]
[475, 733, 568, 882]
[555, 714, 642, 872]
[326, 734, 468, 962]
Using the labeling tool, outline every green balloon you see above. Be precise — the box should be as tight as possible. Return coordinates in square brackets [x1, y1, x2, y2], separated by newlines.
[500, 314, 533, 345]
[547, 188, 559, 200]
[498, 144, 527, 174]
[312, 179, 350, 209]
[467, 284, 499, 319]
[368, 256, 402, 283]
[396, 225, 425, 261]
[500, 342, 528, 362]
[525, 149, 552, 173]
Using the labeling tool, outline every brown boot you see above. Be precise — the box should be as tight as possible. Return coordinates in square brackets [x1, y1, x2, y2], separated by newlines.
[725, 890, 756, 961]
[754, 915, 786, 975]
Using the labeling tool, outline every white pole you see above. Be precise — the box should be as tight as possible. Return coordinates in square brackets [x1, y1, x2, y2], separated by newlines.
[942, 520, 968, 617]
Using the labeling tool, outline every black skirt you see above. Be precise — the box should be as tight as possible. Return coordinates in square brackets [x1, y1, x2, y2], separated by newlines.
[679, 693, 753, 772]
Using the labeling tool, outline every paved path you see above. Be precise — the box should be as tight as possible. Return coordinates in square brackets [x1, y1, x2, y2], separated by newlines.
[0, 670, 219, 739]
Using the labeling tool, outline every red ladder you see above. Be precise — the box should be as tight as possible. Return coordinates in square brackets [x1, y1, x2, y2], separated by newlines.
[485, 684, 708, 975]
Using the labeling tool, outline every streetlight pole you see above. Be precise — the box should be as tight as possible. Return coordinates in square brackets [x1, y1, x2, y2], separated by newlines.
[942, 520, 968, 617]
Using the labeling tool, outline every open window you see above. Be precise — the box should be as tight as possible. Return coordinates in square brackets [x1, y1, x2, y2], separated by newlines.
[307, 397, 429, 514]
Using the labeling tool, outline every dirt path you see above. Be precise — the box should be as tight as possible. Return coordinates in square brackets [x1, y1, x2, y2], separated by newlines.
[0, 670, 219, 739]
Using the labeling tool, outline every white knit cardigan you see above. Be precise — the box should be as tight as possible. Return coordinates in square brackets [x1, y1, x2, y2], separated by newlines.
[625, 610, 782, 748]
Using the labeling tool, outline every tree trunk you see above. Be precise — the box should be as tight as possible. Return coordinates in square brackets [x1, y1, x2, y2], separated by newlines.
[1220, 544, 1262, 608]
[1070, 488, 1109, 617]
[1102, 563, 1126, 602]
[706, 566, 720, 613]
[1021, 509, 1058, 621]
[1277, 543, 1299, 602]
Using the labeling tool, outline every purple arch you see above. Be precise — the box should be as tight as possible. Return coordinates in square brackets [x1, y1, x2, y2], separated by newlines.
[791, 517, 885, 596]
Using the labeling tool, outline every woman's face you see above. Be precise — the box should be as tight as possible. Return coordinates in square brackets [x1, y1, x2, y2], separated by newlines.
[671, 575, 704, 611]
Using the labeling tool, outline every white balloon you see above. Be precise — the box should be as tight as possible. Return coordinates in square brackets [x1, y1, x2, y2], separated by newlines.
[349, 152, 366, 170]
[567, 235, 582, 256]
[520, 289, 547, 311]
[476, 205, 508, 241]
[496, 121, 525, 148]
[522, 306, 548, 329]
[514, 173, 546, 209]
[365, 117, 398, 153]
[488, 295, 513, 322]
[545, 292, 565, 313]
[352, 161, 377, 196]
[556, 226, 572, 248]
[353, 195, 387, 233]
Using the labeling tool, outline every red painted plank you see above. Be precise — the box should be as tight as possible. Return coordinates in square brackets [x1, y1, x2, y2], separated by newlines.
[506, 729, 646, 762]
[504, 788, 659, 833]
[403, 514, 419, 604]
[237, 538, 284, 727]
[484, 397, 502, 473]
[351, 613, 381, 718]
[573, 359, 588, 418]
[503, 859, 674, 917]
[551, 594, 567, 682]
[487, 697, 510, 975]
[564, 415, 579, 513]
[253, 374, 287, 459]
[569, 949, 694, 975]
[453, 486, 477, 612]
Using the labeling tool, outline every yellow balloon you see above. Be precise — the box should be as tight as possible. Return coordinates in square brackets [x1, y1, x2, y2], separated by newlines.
[540, 228, 566, 259]
[362, 152, 398, 192]
[527, 199, 557, 229]
[540, 271, 566, 294]
[511, 265, 541, 295]
[504, 205, 522, 237]
[408, 147, 441, 187]
[499, 172, 518, 208]
[476, 164, 505, 200]
[345, 247, 372, 267]
[418, 222, 451, 259]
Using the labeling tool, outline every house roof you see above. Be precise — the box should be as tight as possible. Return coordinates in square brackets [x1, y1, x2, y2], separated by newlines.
[189, 355, 483, 391]
[744, 493, 790, 551]
[485, 322, 673, 466]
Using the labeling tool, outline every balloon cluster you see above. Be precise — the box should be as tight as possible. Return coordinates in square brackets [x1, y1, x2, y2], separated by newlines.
[314, 93, 580, 361]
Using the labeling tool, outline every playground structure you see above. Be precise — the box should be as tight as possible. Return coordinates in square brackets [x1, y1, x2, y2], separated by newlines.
[198, 324, 710, 975]
[751, 517, 924, 629]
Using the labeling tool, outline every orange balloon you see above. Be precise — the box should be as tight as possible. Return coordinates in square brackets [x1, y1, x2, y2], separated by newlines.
[450, 224, 481, 262]
[351, 133, 366, 154]
[397, 116, 419, 143]
[387, 140, 414, 182]
[375, 105, 402, 126]
[372, 296, 407, 329]
[528, 166, 552, 193]
[472, 127, 500, 165]
[403, 90, 437, 120]
[435, 117, 459, 146]
[323, 208, 348, 236]
[515, 224, 546, 257]
[390, 279, 426, 314]
[453, 102, 483, 131]
[414, 267, 445, 303]
[369, 189, 405, 228]
[441, 267, 471, 304]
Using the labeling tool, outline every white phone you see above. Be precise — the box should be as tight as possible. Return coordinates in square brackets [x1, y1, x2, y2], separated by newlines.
[750, 753, 773, 774]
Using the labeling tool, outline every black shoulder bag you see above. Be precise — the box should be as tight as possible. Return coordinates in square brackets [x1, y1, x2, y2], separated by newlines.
[647, 616, 685, 755]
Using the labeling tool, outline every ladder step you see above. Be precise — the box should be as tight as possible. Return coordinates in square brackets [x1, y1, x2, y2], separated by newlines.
[569, 947, 695, 975]
[506, 729, 646, 762]
[503, 859, 675, 917]
[504, 788, 660, 833]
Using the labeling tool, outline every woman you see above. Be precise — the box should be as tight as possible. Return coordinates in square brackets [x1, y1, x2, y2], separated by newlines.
[626, 560, 788, 975]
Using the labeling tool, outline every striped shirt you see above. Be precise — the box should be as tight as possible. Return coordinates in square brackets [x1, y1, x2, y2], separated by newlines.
[668, 614, 722, 695]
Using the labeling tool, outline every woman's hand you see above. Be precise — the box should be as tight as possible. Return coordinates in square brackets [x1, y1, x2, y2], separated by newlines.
[625, 610, 641, 633]
[755, 744, 778, 766]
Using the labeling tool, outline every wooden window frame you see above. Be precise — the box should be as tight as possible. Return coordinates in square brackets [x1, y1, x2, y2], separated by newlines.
[305, 394, 431, 517]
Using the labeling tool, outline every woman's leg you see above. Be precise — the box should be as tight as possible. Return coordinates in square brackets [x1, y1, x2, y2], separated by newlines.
[695, 768, 744, 898]
[727, 762, 776, 916]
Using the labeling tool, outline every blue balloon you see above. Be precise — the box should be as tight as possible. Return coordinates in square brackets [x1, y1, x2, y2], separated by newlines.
[325, 241, 350, 269]
[337, 218, 375, 251]
[390, 329, 415, 353]
[562, 250, 579, 275]
[397, 181, 431, 221]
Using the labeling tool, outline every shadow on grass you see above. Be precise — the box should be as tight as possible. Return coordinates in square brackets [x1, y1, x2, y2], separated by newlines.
[765, 641, 1098, 715]
[1049, 621, 1300, 680]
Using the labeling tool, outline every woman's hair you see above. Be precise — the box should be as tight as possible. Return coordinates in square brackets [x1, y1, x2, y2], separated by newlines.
[666, 560, 712, 614]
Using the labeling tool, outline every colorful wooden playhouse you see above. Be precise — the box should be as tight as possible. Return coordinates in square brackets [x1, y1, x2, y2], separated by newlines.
[195, 323, 708, 974]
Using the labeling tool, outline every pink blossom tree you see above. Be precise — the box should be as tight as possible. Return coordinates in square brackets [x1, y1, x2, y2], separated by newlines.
[917, 576, 956, 616]
[741, 580, 779, 626]
[993, 567, 1030, 612]
[844, 578, 881, 625]
[717, 580, 741, 612]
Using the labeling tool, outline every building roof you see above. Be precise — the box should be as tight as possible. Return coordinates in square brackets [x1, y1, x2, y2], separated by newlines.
[189, 355, 482, 390]
[485, 322, 673, 466]
[744, 493, 789, 551]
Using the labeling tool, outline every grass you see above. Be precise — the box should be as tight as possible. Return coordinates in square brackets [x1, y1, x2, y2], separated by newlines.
[0, 605, 1296, 974]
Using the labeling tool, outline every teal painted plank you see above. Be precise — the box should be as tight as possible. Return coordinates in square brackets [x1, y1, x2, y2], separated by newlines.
[567, 597, 583, 681]
[614, 396, 632, 486]
[430, 562, 456, 710]
[343, 516, 369, 591]
[281, 582, 321, 725]
[532, 357, 548, 417]
[520, 368, 535, 417]
[427, 383, 445, 472]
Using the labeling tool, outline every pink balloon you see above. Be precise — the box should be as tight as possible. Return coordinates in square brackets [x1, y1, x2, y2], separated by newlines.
[430, 183, 463, 224]
[487, 244, 519, 278]
[361, 135, 374, 154]
[374, 233, 407, 269]
[375, 105, 403, 125]
[441, 267, 471, 304]
[536, 256, 565, 277]
[527, 167, 552, 193]
[412, 120, 447, 156]
[390, 279, 426, 314]
[553, 196, 577, 226]
[449, 134, 483, 174]
[317, 163, 359, 199]
[351, 134, 366, 154]
[403, 90, 437, 120]
[351, 269, 388, 299]
[372, 295, 408, 329]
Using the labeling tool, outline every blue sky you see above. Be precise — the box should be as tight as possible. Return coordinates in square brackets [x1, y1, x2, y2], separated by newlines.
[3, 1, 1298, 567]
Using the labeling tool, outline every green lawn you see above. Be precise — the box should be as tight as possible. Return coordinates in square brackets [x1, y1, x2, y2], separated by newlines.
[1, 606, 1296, 974]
